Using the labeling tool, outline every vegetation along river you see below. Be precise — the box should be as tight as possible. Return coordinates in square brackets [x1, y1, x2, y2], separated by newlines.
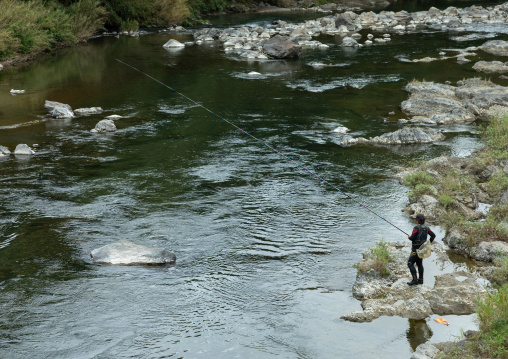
[1, 2, 506, 358]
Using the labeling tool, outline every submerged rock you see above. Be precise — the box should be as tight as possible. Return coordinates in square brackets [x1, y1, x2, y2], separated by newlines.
[45, 100, 74, 119]
[91, 119, 116, 133]
[90, 240, 176, 265]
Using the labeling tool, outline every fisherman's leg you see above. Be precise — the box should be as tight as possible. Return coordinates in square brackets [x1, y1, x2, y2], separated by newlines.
[416, 257, 424, 284]
[407, 253, 418, 285]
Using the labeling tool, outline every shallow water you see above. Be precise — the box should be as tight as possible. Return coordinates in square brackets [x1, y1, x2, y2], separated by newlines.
[0, 5, 502, 358]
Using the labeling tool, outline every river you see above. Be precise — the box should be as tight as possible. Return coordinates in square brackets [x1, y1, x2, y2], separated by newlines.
[0, 3, 503, 358]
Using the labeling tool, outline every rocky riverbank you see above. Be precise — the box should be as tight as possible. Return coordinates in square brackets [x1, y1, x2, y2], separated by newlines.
[346, 92, 508, 357]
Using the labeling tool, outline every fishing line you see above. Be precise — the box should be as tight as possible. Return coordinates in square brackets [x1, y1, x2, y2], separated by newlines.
[116, 58, 409, 236]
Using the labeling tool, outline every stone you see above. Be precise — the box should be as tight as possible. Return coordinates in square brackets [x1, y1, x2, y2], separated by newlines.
[427, 271, 487, 315]
[90, 240, 176, 265]
[0, 145, 11, 156]
[105, 115, 122, 120]
[369, 127, 445, 145]
[341, 36, 359, 47]
[480, 40, 508, 56]
[405, 82, 456, 98]
[472, 60, 508, 73]
[401, 97, 475, 125]
[262, 35, 300, 59]
[10, 89, 25, 94]
[14, 144, 35, 155]
[469, 241, 508, 262]
[45, 100, 74, 119]
[500, 189, 508, 205]
[163, 39, 185, 48]
[74, 107, 103, 115]
[91, 119, 116, 133]
[332, 126, 350, 134]
[407, 195, 442, 220]
[411, 342, 440, 359]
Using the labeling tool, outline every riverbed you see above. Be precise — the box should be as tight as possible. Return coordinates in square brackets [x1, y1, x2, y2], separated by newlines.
[0, 3, 504, 358]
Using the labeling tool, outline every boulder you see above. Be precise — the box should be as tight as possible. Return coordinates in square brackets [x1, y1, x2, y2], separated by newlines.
[500, 189, 508, 205]
[45, 100, 74, 119]
[90, 240, 176, 265]
[163, 39, 185, 48]
[411, 343, 440, 359]
[401, 97, 475, 125]
[369, 127, 445, 145]
[335, 13, 356, 31]
[406, 195, 442, 221]
[469, 241, 508, 262]
[262, 35, 300, 59]
[427, 271, 487, 315]
[405, 82, 456, 98]
[455, 79, 508, 119]
[14, 144, 34, 155]
[74, 107, 103, 115]
[91, 119, 116, 133]
[480, 40, 508, 56]
[0, 145, 11, 156]
[341, 36, 359, 47]
[472, 60, 508, 73]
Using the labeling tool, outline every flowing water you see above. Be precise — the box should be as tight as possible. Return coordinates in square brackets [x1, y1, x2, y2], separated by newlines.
[0, 4, 504, 358]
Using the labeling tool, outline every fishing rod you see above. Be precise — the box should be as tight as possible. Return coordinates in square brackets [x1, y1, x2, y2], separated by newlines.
[116, 58, 410, 237]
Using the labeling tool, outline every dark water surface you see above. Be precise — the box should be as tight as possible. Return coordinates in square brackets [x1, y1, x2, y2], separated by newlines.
[0, 6, 504, 358]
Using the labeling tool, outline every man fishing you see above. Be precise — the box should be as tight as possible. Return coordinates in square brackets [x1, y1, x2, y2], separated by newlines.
[407, 214, 436, 286]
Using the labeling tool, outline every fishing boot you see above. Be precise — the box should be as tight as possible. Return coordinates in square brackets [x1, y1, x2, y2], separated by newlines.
[407, 275, 418, 286]
[417, 279, 424, 285]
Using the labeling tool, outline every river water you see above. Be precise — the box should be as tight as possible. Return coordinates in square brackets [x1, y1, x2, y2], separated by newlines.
[0, 3, 503, 358]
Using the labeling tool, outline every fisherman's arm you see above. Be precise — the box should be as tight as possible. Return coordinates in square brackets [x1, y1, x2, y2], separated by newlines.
[408, 227, 419, 240]
[428, 228, 436, 243]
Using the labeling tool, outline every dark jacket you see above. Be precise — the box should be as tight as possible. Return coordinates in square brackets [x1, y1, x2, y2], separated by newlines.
[408, 224, 436, 251]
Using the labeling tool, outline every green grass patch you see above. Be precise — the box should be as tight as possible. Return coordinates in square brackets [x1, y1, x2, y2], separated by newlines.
[409, 183, 436, 200]
[403, 169, 436, 187]
[491, 256, 508, 286]
[439, 194, 455, 209]
[354, 241, 395, 278]
[484, 171, 508, 199]
[368, 241, 394, 277]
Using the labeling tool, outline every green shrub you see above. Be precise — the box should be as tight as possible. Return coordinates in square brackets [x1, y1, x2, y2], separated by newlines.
[484, 171, 508, 199]
[475, 284, 508, 357]
[403, 170, 436, 188]
[481, 116, 508, 161]
[491, 256, 508, 286]
[439, 194, 455, 209]
[409, 183, 435, 199]
[368, 241, 394, 277]
[0, 0, 106, 60]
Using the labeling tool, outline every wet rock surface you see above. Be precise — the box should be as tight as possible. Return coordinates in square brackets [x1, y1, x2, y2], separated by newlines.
[45, 100, 74, 119]
[342, 242, 490, 323]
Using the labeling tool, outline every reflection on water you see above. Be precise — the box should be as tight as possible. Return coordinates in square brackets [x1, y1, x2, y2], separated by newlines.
[0, 5, 493, 357]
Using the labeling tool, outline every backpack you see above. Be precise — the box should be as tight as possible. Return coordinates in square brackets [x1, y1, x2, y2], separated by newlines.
[414, 225, 428, 246]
